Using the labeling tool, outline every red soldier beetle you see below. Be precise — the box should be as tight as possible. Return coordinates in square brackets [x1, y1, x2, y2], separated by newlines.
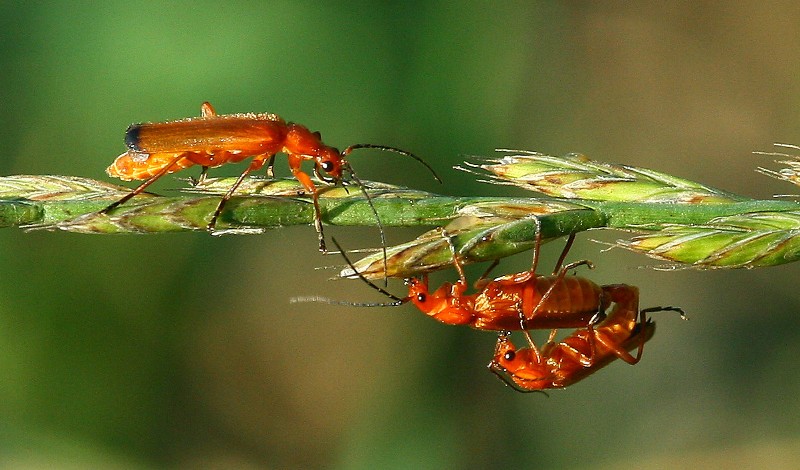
[401, 227, 606, 331]
[102, 101, 441, 257]
[294, 222, 685, 391]
[487, 287, 685, 391]
[300, 219, 614, 335]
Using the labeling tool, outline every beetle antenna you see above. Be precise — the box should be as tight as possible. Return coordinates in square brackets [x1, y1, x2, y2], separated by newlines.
[343, 144, 443, 184]
[343, 165, 389, 284]
[289, 295, 404, 307]
[332, 237, 406, 304]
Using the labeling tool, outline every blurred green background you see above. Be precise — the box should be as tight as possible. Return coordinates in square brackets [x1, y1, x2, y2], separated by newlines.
[2, 2, 800, 468]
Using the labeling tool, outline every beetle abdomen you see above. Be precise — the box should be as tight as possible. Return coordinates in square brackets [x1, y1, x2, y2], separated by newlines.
[106, 151, 194, 180]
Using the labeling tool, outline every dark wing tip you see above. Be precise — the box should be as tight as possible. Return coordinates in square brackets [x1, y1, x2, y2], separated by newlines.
[124, 123, 143, 151]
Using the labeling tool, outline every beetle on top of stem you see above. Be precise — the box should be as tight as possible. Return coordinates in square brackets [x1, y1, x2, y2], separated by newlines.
[102, 101, 441, 259]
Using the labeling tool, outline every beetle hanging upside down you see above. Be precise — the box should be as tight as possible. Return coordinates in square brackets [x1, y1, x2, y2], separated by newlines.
[487, 284, 685, 391]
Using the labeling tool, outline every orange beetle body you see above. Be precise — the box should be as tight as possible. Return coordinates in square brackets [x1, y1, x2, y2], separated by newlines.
[109, 106, 345, 190]
[109, 113, 287, 180]
[317, 232, 683, 391]
[327, 230, 684, 391]
[407, 270, 609, 330]
[487, 284, 682, 391]
[103, 102, 437, 253]
[404, 231, 610, 331]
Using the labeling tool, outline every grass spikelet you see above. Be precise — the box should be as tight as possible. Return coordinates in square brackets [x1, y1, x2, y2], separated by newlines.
[615, 211, 800, 268]
[465, 150, 742, 203]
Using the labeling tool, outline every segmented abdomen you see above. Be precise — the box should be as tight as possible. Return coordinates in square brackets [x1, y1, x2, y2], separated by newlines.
[106, 151, 195, 181]
[528, 276, 602, 314]
[518, 276, 604, 328]
[473, 275, 605, 330]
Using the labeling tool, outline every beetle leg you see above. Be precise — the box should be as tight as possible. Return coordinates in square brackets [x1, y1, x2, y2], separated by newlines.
[585, 316, 599, 365]
[192, 166, 210, 186]
[530, 216, 542, 273]
[552, 233, 576, 275]
[440, 228, 468, 286]
[200, 101, 217, 117]
[288, 153, 326, 252]
[591, 285, 644, 365]
[641, 305, 687, 320]
[546, 328, 558, 343]
[514, 305, 541, 351]
[525, 257, 592, 327]
[606, 307, 648, 365]
[473, 259, 500, 290]
[102, 153, 188, 214]
[265, 155, 276, 178]
[207, 153, 268, 231]
[615, 305, 685, 363]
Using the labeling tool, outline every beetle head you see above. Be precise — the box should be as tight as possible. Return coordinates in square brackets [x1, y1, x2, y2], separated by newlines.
[315, 147, 344, 182]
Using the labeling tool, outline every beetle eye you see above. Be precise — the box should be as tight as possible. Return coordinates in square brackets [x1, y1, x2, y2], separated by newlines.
[503, 351, 515, 362]
[321, 161, 335, 172]
[416, 293, 426, 303]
